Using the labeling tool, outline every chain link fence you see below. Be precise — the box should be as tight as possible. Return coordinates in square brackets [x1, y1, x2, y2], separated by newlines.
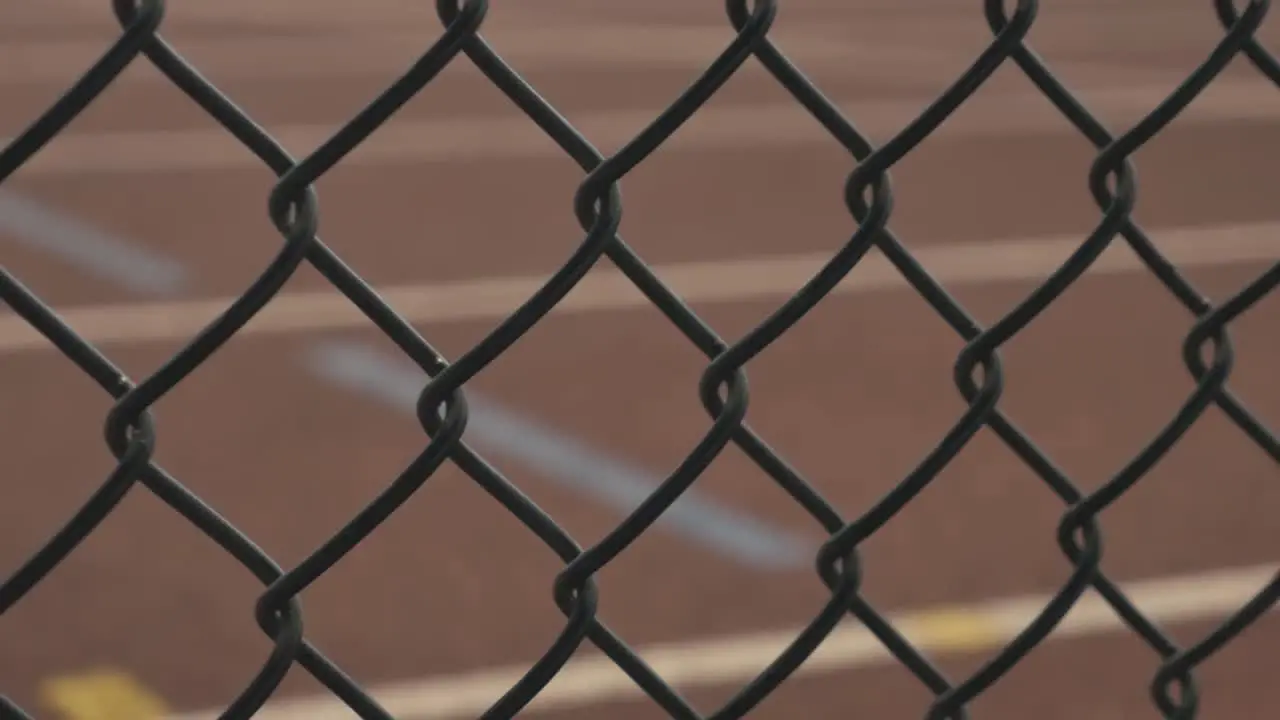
[2, 0, 1279, 718]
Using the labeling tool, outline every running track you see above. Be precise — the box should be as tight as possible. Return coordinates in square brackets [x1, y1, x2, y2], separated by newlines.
[1, 1, 1278, 718]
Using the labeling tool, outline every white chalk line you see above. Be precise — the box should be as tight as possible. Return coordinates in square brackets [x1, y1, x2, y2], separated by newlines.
[10, 76, 1278, 176]
[163, 562, 1279, 720]
[1, 219, 1277, 356]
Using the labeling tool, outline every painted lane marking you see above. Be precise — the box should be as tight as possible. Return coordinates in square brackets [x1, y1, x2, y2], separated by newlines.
[308, 340, 814, 570]
[40, 669, 169, 720]
[1, 219, 1277, 355]
[164, 563, 1280, 720]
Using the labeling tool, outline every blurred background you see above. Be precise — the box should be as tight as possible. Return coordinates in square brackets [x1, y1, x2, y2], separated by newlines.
[1, 1, 1278, 718]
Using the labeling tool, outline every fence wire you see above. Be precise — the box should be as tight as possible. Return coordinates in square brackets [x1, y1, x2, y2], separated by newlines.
[2, 0, 1279, 718]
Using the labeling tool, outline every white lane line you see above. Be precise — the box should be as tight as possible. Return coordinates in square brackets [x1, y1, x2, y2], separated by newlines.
[0, 192, 188, 294]
[307, 340, 815, 570]
[164, 562, 1279, 720]
[0, 220, 1276, 356]
[9, 76, 1277, 176]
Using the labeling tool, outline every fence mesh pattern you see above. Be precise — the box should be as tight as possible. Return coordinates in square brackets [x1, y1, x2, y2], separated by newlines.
[2, 0, 1279, 718]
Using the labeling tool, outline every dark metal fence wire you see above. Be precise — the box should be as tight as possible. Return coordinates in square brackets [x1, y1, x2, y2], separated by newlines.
[1, 0, 1278, 717]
